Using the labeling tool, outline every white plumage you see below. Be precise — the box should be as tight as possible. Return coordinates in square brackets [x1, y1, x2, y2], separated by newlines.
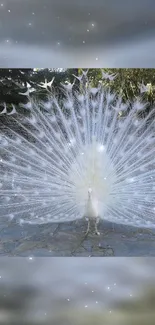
[85, 188, 99, 219]
[1, 70, 155, 234]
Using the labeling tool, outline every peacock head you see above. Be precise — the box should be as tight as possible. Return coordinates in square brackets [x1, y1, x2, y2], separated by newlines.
[88, 187, 92, 199]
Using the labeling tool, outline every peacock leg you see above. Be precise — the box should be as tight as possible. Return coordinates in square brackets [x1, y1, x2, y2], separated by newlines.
[94, 217, 100, 235]
[85, 218, 90, 236]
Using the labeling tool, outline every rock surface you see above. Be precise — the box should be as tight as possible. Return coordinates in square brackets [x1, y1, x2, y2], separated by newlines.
[0, 219, 155, 256]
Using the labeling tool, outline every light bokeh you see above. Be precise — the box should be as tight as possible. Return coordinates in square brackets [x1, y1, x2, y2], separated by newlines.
[0, 0, 155, 67]
[0, 258, 155, 324]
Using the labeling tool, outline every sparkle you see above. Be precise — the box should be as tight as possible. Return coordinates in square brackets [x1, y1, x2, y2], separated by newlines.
[98, 144, 105, 152]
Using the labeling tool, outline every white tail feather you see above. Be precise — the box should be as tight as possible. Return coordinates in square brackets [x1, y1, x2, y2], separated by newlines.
[0, 71, 155, 228]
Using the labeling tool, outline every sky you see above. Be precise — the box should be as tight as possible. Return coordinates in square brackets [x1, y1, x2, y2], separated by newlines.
[0, 258, 155, 323]
[0, 0, 155, 67]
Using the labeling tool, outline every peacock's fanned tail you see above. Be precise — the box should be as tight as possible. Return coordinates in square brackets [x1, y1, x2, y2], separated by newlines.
[0, 70, 155, 228]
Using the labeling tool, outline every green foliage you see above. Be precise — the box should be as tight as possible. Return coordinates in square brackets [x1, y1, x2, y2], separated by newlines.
[87, 68, 155, 104]
[0, 69, 33, 105]
[1, 68, 155, 115]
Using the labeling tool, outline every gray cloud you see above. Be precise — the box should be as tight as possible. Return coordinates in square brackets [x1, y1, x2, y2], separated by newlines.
[0, 0, 155, 66]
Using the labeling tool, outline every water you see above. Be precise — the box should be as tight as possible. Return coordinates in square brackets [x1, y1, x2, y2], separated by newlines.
[1, 70, 155, 229]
